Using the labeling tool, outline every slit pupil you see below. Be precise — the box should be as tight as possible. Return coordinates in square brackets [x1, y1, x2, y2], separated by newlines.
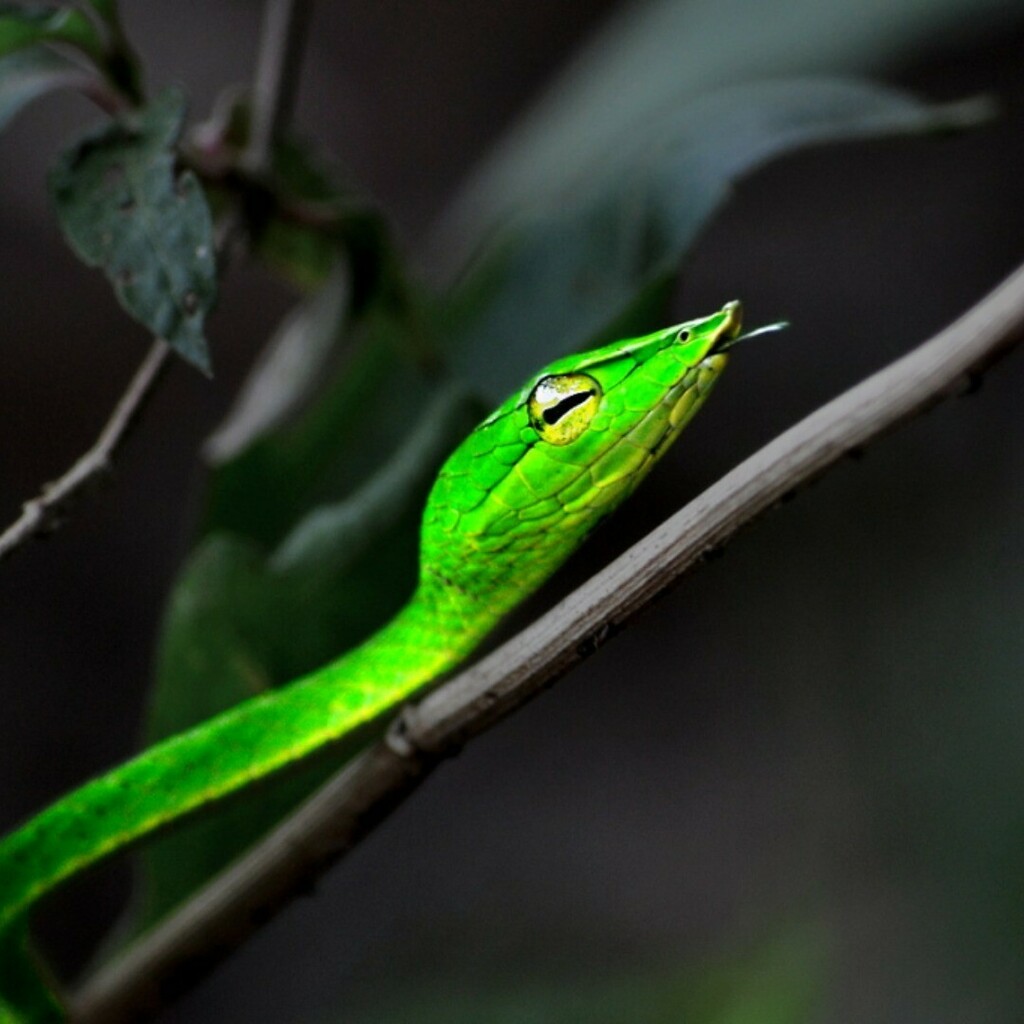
[543, 390, 594, 425]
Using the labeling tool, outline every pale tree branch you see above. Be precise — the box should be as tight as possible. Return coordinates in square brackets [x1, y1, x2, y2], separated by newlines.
[71, 264, 1024, 1023]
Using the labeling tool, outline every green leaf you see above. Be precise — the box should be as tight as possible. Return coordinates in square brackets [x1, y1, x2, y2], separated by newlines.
[271, 134, 350, 205]
[250, 201, 401, 304]
[0, 46, 85, 137]
[0, 926, 64, 1023]
[441, 80, 991, 400]
[0, 3, 103, 60]
[357, 928, 826, 1024]
[85, 0, 119, 27]
[252, 213, 340, 291]
[259, 141, 404, 306]
[435, 0, 1014, 398]
[50, 88, 218, 372]
[442, 0, 1016, 243]
[204, 263, 349, 464]
[202, 307, 437, 544]
[126, 385, 482, 932]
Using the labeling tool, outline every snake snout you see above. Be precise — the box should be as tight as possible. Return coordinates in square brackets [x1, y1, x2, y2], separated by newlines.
[720, 300, 743, 343]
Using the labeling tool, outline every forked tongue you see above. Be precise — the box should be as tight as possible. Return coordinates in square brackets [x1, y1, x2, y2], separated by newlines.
[715, 320, 789, 352]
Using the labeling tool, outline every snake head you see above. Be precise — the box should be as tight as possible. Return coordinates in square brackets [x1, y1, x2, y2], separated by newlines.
[421, 302, 749, 606]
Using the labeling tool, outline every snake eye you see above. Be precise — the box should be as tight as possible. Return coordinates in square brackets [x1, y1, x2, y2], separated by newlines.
[527, 373, 602, 445]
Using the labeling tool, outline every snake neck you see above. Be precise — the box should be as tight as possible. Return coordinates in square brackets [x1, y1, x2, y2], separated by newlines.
[318, 575, 494, 703]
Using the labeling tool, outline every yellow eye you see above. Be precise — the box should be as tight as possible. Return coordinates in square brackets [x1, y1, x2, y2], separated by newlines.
[527, 373, 602, 445]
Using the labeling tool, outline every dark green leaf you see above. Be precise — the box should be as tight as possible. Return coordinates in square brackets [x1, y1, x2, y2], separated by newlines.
[0, 3, 103, 60]
[435, 0, 1015, 397]
[50, 88, 218, 372]
[202, 308, 437, 544]
[79, 0, 143, 103]
[252, 213, 340, 291]
[85, 0, 119, 27]
[259, 142, 402, 306]
[0, 46, 85, 136]
[441, 81, 991, 400]
[204, 263, 349, 464]
[442, 0, 1016, 243]
[271, 134, 351, 205]
[357, 929, 825, 1024]
[0, 926, 64, 1022]
[128, 385, 481, 931]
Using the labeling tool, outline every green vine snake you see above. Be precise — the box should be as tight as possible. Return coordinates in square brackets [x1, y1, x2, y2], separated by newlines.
[0, 300, 772, 1019]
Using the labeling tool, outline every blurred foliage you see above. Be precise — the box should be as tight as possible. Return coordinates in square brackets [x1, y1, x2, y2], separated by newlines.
[257, 138, 407, 304]
[0, 3, 102, 62]
[0, 46, 82, 133]
[442, 0, 1016, 238]
[0, 1, 140, 107]
[204, 263, 351, 464]
[0, 930, 62, 1022]
[351, 930, 826, 1024]
[188, 86, 409, 298]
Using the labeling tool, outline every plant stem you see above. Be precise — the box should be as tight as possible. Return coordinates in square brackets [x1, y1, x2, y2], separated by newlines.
[245, 0, 313, 174]
[0, 341, 171, 565]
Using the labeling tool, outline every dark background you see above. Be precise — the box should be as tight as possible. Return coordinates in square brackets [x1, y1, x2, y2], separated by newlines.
[1, 2, 1022, 1021]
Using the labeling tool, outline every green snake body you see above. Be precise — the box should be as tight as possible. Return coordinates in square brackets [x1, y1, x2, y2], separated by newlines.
[0, 302, 744, 1018]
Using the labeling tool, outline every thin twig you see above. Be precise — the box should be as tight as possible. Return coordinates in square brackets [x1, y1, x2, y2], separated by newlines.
[0, 341, 171, 564]
[71, 264, 1024, 1023]
[245, 0, 313, 174]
